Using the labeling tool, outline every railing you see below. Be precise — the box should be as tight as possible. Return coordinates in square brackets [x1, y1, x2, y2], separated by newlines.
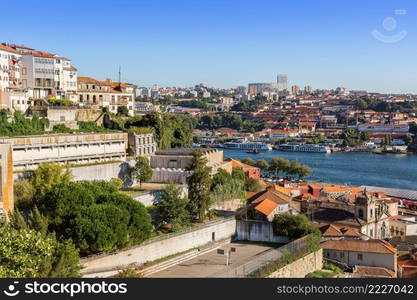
[213, 235, 312, 278]
[81, 216, 236, 263]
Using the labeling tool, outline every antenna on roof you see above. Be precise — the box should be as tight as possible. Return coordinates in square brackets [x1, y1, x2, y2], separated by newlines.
[118, 65, 121, 89]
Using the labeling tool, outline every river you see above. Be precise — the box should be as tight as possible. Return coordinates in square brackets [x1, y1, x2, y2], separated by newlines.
[221, 149, 417, 190]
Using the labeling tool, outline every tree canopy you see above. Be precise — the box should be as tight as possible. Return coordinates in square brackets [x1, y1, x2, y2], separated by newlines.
[186, 149, 213, 221]
[155, 184, 190, 229]
[0, 224, 81, 278]
[272, 213, 319, 239]
[39, 181, 152, 254]
[130, 156, 153, 187]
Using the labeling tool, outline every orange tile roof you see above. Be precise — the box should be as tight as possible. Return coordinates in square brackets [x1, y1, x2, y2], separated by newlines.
[320, 224, 344, 236]
[321, 239, 397, 254]
[254, 199, 278, 216]
[272, 185, 293, 197]
[355, 266, 395, 277]
[322, 186, 362, 193]
[78, 76, 100, 83]
[226, 158, 258, 170]
[0, 44, 20, 54]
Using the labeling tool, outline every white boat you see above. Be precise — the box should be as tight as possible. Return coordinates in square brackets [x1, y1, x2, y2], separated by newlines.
[277, 144, 331, 153]
[222, 142, 272, 151]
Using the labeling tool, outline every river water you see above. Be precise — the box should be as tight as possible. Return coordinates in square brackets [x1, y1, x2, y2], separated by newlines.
[221, 149, 417, 190]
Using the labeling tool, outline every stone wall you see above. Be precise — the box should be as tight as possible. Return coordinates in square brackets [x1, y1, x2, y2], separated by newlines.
[213, 198, 243, 212]
[151, 168, 190, 184]
[80, 217, 237, 276]
[235, 220, 289, 243]
[267, 249, 323, 278]
[0, 144, 14, 218]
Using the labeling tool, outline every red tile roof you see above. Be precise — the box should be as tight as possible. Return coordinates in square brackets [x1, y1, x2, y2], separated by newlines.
[321, 239, 397, 254]
[0, 44, 20, 54]
[254, 199, 278, 216]
[355, 266, 395, 277]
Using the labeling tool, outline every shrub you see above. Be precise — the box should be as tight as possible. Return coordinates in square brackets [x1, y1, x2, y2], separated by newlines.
[39, 181, 152, 254]
[272, 213, 319, 239]
[0, 224, 81, 278]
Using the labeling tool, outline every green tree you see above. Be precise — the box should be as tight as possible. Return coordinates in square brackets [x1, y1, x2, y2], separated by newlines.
[297, 165, 313, 180]
[117, 105, 130, 116]
[110, 178, 123, 189]
[186, 149, 213, 221]
[356, 98, 368, 110]
[130, 156, 153, 188]
[255, 159, 270, 170]
[155, 184, 190, 228]
[13, 179, 35, 210]
[0, 224, 81, 278]
[242, 157, 256, 166]
[359, 130, 370, 142]
[28, 206, 49, 236]
[246, 178, 262, 192]
[231, 167, 246, 181]
[39, 181, 152, 254]
[384, 135, 393, 146]
[269, 157, 290, 177]
[31, 163, 72, 198]
[272, 213, 319, 239]
[211, 168, 232, 189]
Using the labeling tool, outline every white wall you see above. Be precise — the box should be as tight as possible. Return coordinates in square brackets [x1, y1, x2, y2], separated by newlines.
[81, 217, 237, 276]
[235, 220, 289, 243]
[324, 249, 396, 271]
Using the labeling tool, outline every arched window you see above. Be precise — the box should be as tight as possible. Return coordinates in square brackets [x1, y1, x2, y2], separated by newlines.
[358, 208, 364, 219]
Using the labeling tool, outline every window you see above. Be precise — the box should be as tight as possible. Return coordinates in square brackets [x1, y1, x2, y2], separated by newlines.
[340, 252, 345, 258]
[358, 209, 364, 219]
[357, 253, 363, 260]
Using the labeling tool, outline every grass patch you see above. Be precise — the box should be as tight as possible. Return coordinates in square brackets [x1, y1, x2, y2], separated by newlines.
[305, 270, 338, 278]
[323, 262, 342, 273]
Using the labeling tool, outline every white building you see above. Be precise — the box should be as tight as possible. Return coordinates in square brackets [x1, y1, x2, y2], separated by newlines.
[4, 44, 78, 101]
[0, 44, 23, 111]
[322, 239, 397, 273]
[77, 76, 135, 116]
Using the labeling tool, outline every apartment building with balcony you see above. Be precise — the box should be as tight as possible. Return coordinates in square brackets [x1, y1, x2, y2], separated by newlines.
[77, 76, 134, 116]
[5, 44, 78, 101]
[0, 44, 24, 111]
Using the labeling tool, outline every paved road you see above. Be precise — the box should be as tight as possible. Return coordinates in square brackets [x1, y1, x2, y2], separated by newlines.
[148, 242, 279, 278]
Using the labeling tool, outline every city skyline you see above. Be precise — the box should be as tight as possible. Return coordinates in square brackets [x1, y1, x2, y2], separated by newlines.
[1, 0, 417, 93]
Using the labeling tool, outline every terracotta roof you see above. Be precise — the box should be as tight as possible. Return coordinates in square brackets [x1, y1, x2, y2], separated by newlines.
[248, 189, 291, 205]
[0, 44, 20, 54]
[8, 44, 34, 51]
[78, 76, 100, 83]
[321, 239, 397, 255]
[254, 199, 278, 216]
[320, 224, 344, 236]
[322, 186, 362, 193]
[29, 51, 57, 58]
[355, 266, 395, 277]
[225, 158, 258, 170]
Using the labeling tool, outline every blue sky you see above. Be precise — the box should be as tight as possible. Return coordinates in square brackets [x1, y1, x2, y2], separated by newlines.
[1, 0, 416, 93]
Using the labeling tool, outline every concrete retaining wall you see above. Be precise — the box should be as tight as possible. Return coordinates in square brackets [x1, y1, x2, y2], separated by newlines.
[80, 217, 237, 276]
[267, 249, 323, 278]
[235, 220, 289, 243]
[14, 160, 136, 187]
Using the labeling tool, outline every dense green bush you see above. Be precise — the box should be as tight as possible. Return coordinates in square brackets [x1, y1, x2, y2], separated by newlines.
[39, 181, 152, 254]
[0, 110, 49, 136]
[272, 213, 319, 239]
[0, 224, 80, 278]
